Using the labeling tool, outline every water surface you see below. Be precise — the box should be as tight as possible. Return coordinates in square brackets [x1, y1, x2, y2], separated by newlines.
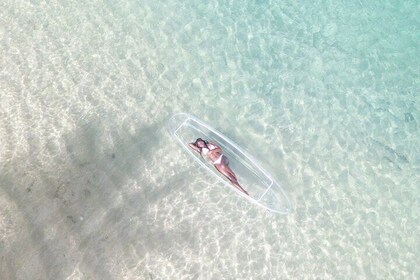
[0, 0, 418, 279]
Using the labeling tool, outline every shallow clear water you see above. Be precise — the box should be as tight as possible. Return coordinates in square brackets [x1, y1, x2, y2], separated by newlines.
[0, 0, 418, 279]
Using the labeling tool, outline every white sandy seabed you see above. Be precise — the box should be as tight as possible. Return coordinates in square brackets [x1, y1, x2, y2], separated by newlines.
[0, 1, 418, 279]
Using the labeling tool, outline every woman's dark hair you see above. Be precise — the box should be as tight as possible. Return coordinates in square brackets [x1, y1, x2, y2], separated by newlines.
[196, 138, 208, 144]
[195, 138, 209, 148]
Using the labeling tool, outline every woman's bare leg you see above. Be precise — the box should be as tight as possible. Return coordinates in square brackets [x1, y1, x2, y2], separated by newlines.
[215, 164, 249, 195]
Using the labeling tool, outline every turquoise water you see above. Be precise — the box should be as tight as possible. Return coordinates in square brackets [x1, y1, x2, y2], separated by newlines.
[0, 0, 418, 279]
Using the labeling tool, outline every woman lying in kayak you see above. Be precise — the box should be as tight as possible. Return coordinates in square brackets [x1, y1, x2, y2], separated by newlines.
[189, 138, 249, 195]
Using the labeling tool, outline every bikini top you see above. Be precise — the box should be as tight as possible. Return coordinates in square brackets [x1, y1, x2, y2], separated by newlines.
[200, 142, 216, 156]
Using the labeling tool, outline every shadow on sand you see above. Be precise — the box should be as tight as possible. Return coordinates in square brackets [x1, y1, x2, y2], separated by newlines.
[0, 114, 195, 279]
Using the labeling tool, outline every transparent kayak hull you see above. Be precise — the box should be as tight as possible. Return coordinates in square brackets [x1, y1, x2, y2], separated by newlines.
[167, 113, 291, 214]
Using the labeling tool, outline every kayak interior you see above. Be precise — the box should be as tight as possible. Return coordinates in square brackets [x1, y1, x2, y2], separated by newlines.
[167, 113, 291, 214]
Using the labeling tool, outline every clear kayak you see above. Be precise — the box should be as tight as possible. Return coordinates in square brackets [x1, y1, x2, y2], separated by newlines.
[166, 113, 291, 214]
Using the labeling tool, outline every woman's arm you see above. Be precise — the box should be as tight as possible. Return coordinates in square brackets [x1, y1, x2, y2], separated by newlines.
[189, 143, 201, 153]
[207, 142, 222, 155]
[208, 147, 222, 156]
